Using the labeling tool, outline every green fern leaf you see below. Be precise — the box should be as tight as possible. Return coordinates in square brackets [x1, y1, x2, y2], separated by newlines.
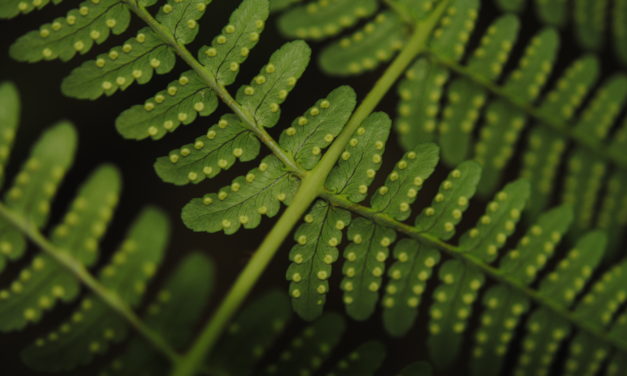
[428, 0, 479, 61]
[61, 28, 176, 99]
[209, 290, 291, 375]
[426, 180, 529, 368]
[211, 289, 391, 375]
[0, 122, 76, 273]
[382, 239, 440, 336]
[10, 0, 131, 62]
[116, 70, 218, 140]
[341, 218, 396, 321]
[460, 180, 530, 263]
[427, 259, 485, 369]
[198, 0, 268, 86]
[469, 285, 529, 375]
[439, 15, 520, 164]
[21, 207, 168, 371]
[101, 253, 213, 375]
[182, 155, 299, 234]
[520, 55, 599, 217]
[279, 85, 356, 170]
[278, 0, 377, 40]
[499, 205, 573, 284]
[0, 165, 120, 331]
[155, 0, 210, 44]
[287, 200, 350, 320]
[414, 161, 481, 240]
[395, 58, 448, 148]
[469, 206, 573, 375]
[574, 0, 608, 50]
[237, 40, 310, 128]
[326, 340, 386, 376]
[325, 112, 391, 203]
[370, 144, 438, 221]
[474, 29, 559, 194]
[562, 261, 627, 376]
[513, 231, 606, 375]
[263, 312, 345, 375]
[562, 75, 627, 233]
[319, 11, 405, 75]
[154, 114, 259, 185]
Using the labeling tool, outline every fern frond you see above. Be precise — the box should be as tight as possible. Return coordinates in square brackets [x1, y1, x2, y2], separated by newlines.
[10, 0, 134, 62]
[61, 27, 176, 99]
[0, 166, 120, 331]
[237, 40, 310, 129]
[275, 0, 627, 255]
[209, 290, 403, 375]
[0, 82, 216, 374]
[287, 200, 350, 320]
[116, 70, 218, 140]
[154, 114, 260, 184]
[341, 217, 396, 321]
[325, 112, 391, 202]
[182, 155, 299, 234]
[21, 207, 168, 371]
[494, 0, 626, 65]
[276, 129, 627, 373]
[278, 0, 378, 41]
[512, 232, 607, 375]
[91, 252, 214, 376]
[319, 11, 406, 75]
[198, 0, 267, 86]
[278, 85, 356, 170]
[0, 122, 76, 273]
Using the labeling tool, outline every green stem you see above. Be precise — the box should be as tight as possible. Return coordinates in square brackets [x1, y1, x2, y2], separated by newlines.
[320, 191, 627, 355]
[124, 0, 306, 178]
[0, 204, 180, 364]
[171, 4, 450, 375]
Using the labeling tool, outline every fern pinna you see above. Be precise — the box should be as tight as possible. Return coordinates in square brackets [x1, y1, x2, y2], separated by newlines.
[4, 0, 627, 375]
[275, 0, 627, 258]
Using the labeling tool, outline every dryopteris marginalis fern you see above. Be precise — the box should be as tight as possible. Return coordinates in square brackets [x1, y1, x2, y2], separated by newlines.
[493, 0, 627, 66]
[274, 0, 627, 258]
[6, 0, 627, 375]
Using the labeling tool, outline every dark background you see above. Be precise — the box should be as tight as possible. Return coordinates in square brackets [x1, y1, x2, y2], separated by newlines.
[0, 0, 624, 375]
